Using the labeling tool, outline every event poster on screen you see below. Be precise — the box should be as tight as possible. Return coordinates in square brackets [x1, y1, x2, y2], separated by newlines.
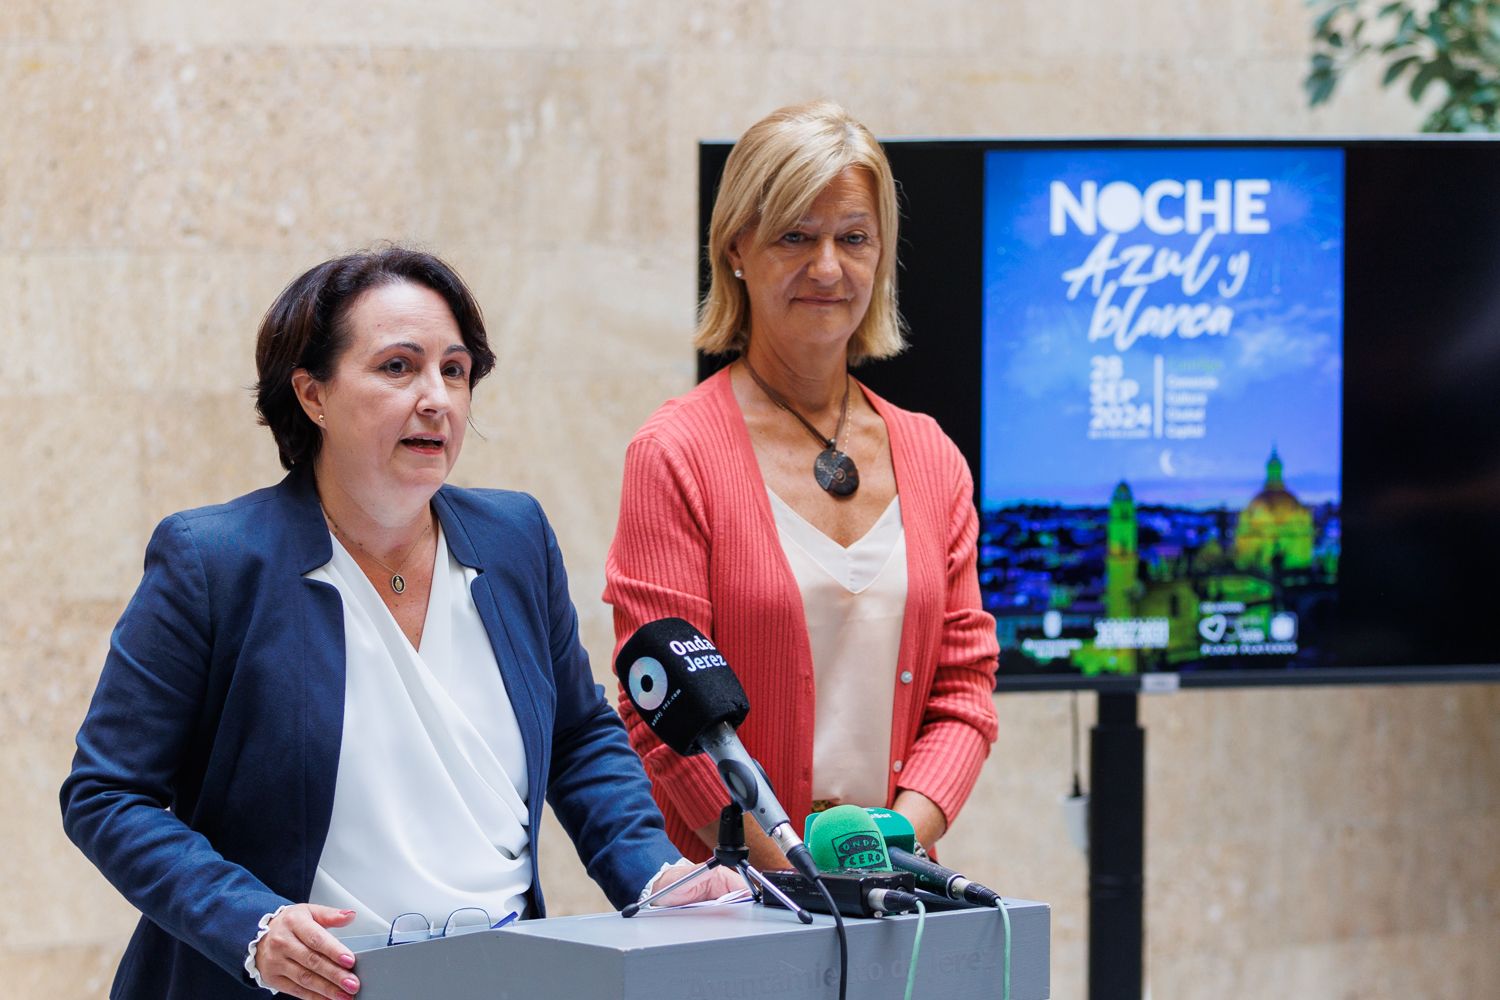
[980, 147, 1344, 677]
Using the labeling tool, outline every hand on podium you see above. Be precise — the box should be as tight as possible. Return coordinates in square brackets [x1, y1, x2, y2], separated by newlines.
[649, 860, 748, 906]
[253, 903, 360, 1000]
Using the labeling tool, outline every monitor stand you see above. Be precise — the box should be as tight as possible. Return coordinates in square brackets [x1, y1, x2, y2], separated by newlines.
[1090, 691, 1145, 1000]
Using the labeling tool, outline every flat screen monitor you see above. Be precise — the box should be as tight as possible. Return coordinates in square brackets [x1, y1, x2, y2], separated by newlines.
[699, 138, 1500, 691]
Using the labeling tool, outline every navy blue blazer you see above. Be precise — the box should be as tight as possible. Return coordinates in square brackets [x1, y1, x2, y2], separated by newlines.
[61, 467, 679, 999]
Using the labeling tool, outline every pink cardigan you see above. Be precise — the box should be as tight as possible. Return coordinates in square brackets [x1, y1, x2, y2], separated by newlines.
[604, 368, 999, 859]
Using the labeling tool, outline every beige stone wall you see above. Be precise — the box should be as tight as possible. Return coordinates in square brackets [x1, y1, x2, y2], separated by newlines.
[4, 1, 1497, 997]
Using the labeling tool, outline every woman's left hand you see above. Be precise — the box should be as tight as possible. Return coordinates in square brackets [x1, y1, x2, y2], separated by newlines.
[892, 790, 948, 853]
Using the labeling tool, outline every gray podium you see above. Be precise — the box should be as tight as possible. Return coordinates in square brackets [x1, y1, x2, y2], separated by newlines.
[345, 898, 1050, 999]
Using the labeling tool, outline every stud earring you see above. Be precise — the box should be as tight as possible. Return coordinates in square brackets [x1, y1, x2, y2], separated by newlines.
[318, 414, 326, 423]
[733, 269, 744, 279]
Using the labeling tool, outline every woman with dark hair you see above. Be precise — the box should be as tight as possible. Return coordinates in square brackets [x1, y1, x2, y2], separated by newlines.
[606, 102, 1000, 870]
[62, 247, 735, 1000]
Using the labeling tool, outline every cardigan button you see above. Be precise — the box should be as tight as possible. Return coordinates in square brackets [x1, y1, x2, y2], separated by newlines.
[900, 671, 913, 684]
[892, 760, 904, 773]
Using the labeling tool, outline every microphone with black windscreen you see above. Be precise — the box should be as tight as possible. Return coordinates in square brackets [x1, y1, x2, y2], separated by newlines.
[615, 618, 820, 883]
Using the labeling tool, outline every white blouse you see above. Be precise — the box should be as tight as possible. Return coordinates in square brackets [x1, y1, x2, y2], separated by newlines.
[768, 490, 908, 811]
[304, 523, 533, 937]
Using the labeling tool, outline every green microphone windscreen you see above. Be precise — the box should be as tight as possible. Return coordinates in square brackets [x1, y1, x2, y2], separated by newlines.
[807, 804, 892, 872]
[863, 808, 916, 853]
[802, 806, 917, 854]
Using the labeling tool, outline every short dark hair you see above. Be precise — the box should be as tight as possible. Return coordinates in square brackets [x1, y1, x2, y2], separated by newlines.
[254, 246, 496, 469]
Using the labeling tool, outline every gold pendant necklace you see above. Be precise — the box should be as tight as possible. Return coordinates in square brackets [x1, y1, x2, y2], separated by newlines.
[323, 508, 431, 594]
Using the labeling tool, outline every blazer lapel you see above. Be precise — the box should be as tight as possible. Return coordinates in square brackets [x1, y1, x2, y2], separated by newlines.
[433, 489, 548, 811]
[274, 467, 348, 894]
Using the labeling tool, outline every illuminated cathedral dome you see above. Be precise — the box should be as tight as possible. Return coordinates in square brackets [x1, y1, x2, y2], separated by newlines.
[1234, 447, 1314, 573]
[1246, 448, 1302, 510]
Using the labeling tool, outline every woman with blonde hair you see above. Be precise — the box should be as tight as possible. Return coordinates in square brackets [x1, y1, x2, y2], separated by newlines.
[606, 102, 999, 869]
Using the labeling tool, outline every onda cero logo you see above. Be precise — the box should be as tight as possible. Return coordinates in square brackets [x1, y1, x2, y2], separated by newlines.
[832, 831, 888, 870]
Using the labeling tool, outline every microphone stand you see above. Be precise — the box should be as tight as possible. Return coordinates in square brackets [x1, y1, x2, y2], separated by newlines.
[622, 804, 813, 923]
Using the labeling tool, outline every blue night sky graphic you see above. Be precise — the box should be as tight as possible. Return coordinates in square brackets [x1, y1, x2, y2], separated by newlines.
[981, 147, 1344, 510]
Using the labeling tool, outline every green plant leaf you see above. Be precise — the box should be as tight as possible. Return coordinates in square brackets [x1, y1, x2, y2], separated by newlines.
[1313, 4, 1342, 36]
[1383, 54, 1421, 84]
[1424, 18, 1451, 52]
[1410, 59, 1442, 99]
[1306, 69, 1339, 105]
[1395, 9, 1418, 44]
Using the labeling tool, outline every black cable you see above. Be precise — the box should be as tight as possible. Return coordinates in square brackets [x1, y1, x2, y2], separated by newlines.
[809, 876, 847, 1000]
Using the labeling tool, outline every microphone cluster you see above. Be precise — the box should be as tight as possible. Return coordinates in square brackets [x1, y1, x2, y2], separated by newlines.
[615, 618, 1004, 919]
[764, 805, 919, 917]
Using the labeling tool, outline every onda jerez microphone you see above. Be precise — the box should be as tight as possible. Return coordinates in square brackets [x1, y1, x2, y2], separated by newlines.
[615, 618, 819, 882]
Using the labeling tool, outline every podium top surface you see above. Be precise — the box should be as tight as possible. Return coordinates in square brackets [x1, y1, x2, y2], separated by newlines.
[507, 896, 1048, 947]
[347, 897, 1050, 1000]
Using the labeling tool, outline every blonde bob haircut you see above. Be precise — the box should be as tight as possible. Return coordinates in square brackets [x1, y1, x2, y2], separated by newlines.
[695, 101, 906, 365]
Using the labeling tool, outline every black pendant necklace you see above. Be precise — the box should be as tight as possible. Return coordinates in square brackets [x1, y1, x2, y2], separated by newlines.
[743, 358, 860, 498]
[814, 447, 859, 497]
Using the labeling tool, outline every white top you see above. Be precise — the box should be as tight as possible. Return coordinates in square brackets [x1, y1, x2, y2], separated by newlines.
[305, 523, 533, 937]
[768, 490, 907, 810]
